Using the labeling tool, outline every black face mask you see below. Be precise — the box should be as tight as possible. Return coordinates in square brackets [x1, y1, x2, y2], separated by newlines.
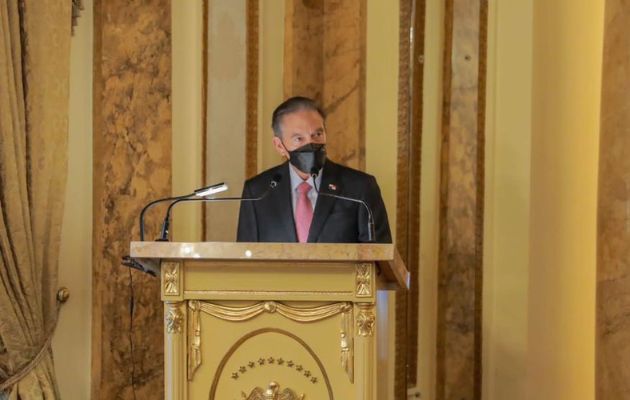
[284, 143, 327, 175]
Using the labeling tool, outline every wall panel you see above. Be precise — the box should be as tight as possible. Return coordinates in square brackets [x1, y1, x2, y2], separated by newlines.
[436, 0, 487, 399]
[597, 0, 630, 398]
[92, 1, 171, 397]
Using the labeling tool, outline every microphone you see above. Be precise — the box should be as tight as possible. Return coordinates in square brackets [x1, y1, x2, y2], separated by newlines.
[157, 174, 282, 241]
[138, 182, 228, 241]
[310, 171, 376, 242]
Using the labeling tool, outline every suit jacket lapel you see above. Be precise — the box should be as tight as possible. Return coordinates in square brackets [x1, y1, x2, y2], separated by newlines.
[307, 161, 339, 242]
[269, 162, 297, 242]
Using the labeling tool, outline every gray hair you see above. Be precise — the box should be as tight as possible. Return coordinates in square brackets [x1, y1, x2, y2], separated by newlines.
[271, 96, 326, 137]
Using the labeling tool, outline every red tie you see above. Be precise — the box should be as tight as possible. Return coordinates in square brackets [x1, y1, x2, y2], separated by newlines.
[295, 182, 313, 243]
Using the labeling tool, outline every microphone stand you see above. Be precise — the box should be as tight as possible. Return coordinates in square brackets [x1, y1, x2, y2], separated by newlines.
[157, 179, 280, 241]
[138, 182, 226, 241]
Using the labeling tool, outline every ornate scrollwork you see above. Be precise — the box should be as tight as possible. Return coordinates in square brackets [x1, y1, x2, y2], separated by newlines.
[356, 305, 375, 337]
[162, 262, 180, 295]
[165, 305, 184, 334]
[242, 381, 304, 400]
[355, 263, 372, 297]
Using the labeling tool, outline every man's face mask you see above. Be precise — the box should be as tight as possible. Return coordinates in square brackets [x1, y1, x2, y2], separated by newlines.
[283, 142, 327, 175]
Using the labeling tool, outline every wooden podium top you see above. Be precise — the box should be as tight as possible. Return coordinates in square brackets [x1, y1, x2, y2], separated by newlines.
[130, 241, 409, 289]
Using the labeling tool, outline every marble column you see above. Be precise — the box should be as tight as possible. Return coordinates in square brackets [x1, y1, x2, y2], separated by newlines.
[436, 0, 487, 399]
[284, 0, 366, 170]
[92, 1, 171, 398]
[596, 0, 630, 398]
[395, 0, 424, 391]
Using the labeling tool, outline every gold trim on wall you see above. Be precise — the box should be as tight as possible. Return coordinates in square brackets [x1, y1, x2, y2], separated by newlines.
[200, 0, 209, 242]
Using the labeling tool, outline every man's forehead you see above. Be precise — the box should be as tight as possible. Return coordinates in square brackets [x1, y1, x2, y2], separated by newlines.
[281, 110, 325, 131]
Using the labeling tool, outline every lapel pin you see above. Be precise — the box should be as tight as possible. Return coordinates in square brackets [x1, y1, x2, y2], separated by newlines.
[328, 183, 337, 191]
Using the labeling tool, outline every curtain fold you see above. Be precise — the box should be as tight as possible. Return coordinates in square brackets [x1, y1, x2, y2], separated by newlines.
[0, 0, 71, 398]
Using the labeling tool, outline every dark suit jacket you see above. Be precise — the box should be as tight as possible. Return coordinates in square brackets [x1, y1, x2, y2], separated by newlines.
[236, 160, 392, 243]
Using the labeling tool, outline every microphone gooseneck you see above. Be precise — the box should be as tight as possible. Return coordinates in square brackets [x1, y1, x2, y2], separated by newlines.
[138, 182, 227, 241]
[157, 175, 282, 241]
[310, 173, 376, 242]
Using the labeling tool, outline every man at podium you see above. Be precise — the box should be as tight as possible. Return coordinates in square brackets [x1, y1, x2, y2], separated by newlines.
[237, 96, 392, 243]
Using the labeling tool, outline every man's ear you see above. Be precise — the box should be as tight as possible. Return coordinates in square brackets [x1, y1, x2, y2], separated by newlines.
[272, 136, 289, 159]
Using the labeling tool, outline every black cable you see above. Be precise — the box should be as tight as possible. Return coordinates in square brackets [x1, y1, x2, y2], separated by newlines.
[127, 267, 138, 400]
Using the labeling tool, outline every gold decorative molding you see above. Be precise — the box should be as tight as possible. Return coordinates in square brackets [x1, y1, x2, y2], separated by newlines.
[189, 301, 351, 383]
[188, 300, 202, 380]
[193, 300, 352, 323]
[242, 381, 304, 400]
[356, 305, 375, 337]
[162, 261, 180, 296]
[165, 304, 184, 334]
[209, 328, 334, 399]
[230, 356, 320, 384]
[184, 289, 352, 297]
[355, 263, 372, 297]
[340, 304, 354, 383]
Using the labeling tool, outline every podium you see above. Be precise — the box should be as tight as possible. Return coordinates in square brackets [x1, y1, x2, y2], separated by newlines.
[130, 242, 408, 400]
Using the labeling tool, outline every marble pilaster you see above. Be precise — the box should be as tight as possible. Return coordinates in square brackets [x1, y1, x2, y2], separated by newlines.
[92, 1, 171, 398]
[284, 0, 366, 170]
[596, 1, 630, 398]
[436, 1, 487, 399]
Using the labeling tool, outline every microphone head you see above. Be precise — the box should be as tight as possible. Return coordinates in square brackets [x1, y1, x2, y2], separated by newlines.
[195, 182, 228, 197]
[270, 174, 282, 188]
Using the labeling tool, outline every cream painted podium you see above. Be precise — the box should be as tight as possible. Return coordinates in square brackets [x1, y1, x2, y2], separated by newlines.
[130, 242, 408, 400]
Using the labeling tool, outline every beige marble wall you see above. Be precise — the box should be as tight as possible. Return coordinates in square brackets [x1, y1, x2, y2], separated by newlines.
[597, 0, 630, 397]
[436, 0, 487, 399]
[92, 1, 171, 398]
[284, 0, 366, 169]
[53, 0, 93, 398]
[204, 0, 248, 241]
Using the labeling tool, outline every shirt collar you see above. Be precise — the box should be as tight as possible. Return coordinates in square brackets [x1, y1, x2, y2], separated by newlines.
[289, 163, 323, 192]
